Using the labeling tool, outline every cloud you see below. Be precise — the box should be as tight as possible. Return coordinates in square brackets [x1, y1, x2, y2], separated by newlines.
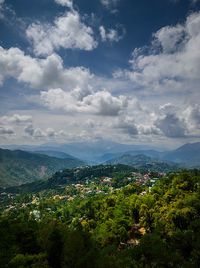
[154, 114, 187, 138]
[24, 124, 57, 139]
[113, 116, 138, 136]
[0, 126, 15, 135]
[46, 128, 56, 137]
[24, 124, 35, 136]
[0, 0, 4, 8]
[83, 90, 127, 116]
[54, 0, 73, 8]
[41, 88, 128, 116]
[24, 123, 68, 140]
[111, 102, 200, 139]
[134, 103, 200, 139]
[138, 125, 160, 136]
[0, 0, 5, 18]
[158, 103, 177, 115]
[152, 104, 188, 138]
[0, 46, 92, 90]
[112, 113, 161, 137]
[26, 10, 97, 56]
[100, 0, 119, 12]
[0, 114, 32, 124]
[153, 24, 185, 53]
[183, 105, 200, 133]
[118, 12, 200, 94]
[99, 25, 125, 42]
[1, 7, 200, 145]
[187, 105, 200, 128]
[24, 124, 46, 138]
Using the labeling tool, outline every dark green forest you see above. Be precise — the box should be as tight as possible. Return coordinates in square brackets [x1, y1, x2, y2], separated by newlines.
[0, 168, 200, 267]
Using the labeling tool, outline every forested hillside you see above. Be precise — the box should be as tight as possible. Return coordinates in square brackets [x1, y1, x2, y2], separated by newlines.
[0, 148, 84, 187]
[0, 168, 200, 267]
[106, 154, 179, 172]
[1, 164, 136, 194]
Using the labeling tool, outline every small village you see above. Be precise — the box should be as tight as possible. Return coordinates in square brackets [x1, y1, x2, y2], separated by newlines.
[0, 170, 165, 219]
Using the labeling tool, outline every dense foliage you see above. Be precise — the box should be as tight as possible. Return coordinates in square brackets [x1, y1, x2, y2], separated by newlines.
[0, 168, 200, 267]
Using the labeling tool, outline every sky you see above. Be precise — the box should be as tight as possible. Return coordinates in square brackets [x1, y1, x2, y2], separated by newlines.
[0, 0, 200, 148]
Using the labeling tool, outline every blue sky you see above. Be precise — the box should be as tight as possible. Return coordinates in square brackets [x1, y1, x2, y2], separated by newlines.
[0, 0, 200, 148]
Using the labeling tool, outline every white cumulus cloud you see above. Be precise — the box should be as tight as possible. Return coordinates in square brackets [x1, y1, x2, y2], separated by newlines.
[41, 88, 128, 116]
[0, 46, 93, 90]
[119, 12, 200, 94]
[54, 0, 73, 8]
[26, 10, 97, 56]
[153, 24, 185, 53]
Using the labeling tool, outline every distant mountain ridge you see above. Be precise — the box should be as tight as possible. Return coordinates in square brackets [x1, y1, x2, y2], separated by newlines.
[163, 142, 200, 167]
[1, 140, 158, 163]
[1, 141, 200, 167]
[33, 150, 78, 159]
[0, 148, 84, 187]
[106, 154, 179, 172]
[105, 142, 200, 168]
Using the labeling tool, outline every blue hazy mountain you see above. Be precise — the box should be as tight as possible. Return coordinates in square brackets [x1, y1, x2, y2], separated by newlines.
[1, 140, 160, 163]
[2, 141, 200, 167]
[162, 142, 200, 167]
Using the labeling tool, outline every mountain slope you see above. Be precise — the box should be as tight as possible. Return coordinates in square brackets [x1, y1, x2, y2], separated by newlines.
[32, 150, 78, 159]
[3, 164, 136, 194]
[106, 154, 179, 172]
[0, 148, 84, 187]
[163, 142, 200, 167]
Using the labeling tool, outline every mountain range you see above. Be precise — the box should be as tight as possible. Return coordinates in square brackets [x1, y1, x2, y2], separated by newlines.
[105, 142, 200, 168]
[2, 140, 200, 166]
[0, 141, 200, 187]
[1, 140, 157, 163]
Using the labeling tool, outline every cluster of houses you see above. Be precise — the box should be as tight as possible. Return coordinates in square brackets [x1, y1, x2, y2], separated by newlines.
[0, 170, 165, 220]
